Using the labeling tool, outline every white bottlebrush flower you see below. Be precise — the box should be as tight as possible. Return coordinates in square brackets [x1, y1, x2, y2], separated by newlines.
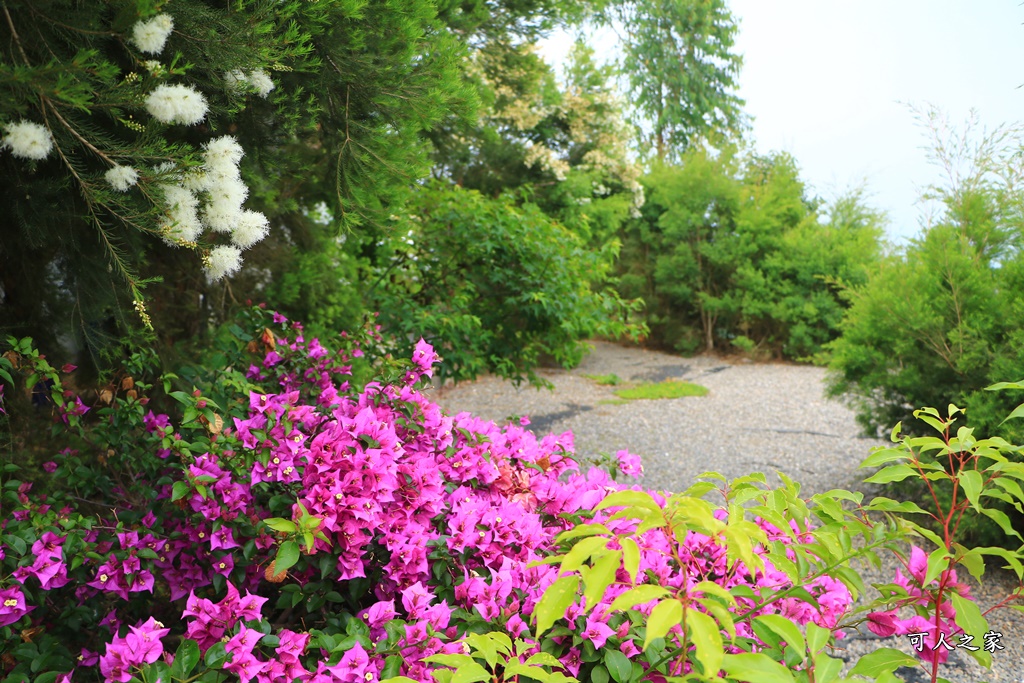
[145, 84, 208, 126]
[180, 169, 210, 193]
[159, 184, 202, 244]
[202, 201, 243, 233]
[205, 245, 243, 281]
[130, 14, 174, 55]
[206, 177, 248, 206]
[105, 164, 139, 192]
[224, 70, 247, 90]
[231, 209, 269, 248]
[246, 69, 275, 98]
[203, 136, 245, 170]
[2, 120, 54, 161]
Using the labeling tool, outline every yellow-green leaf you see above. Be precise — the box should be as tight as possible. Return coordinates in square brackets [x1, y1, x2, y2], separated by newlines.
[687, 609, 723, 675]
[753, 614, 805, 661]
[721, 653, 795, 683]
[621, 536, 640, 583]
[849, 648, 919, 677]
[609, 585, 671, 613]
[582, 549, 622, 610]
[534, 575, 579, 638]
[643, 598, 682, 650]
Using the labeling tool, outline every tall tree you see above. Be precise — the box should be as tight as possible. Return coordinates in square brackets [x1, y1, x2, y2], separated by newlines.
[600, 0, 745, 161]
[0, 0, 474, 362]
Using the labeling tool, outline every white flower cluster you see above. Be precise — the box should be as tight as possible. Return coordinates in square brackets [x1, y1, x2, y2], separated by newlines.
[130, 14, 174, 55]
[105, 164, 139, 191]
[225, 68, 275, 98]
[1, 120, 54, 161]
[145, 84, 208, 126]
[156, 136, 270, 281]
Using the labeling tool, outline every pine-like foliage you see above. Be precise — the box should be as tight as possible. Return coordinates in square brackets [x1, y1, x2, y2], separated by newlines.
[0, 0, 473, 360]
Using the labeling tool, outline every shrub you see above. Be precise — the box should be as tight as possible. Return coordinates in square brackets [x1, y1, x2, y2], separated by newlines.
[370, 183, 644, 387]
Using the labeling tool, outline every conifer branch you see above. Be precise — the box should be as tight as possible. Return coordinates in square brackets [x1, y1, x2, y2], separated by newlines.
[1, 2, 30, 67]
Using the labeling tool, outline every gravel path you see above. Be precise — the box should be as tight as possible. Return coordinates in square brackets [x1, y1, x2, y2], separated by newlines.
[427, 340, 1024, 682]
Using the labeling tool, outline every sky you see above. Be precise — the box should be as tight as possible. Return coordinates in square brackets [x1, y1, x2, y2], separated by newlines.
[539, 2, 1024, 243]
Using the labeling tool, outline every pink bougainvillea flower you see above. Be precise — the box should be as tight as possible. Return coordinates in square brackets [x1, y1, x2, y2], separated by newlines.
[866, 609, 900, 637]
[411, 338, 438, 377]
[0, 586, 34, 627]
[616, 449, 644, 478]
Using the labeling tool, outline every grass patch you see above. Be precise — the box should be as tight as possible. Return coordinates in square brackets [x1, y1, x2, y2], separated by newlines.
[583, 373, 622, 386]
[613, 379, 708, 400]
[596, 398, 631, 406]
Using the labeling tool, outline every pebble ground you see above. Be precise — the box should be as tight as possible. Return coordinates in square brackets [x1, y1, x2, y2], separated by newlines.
[427, 340, 1024, 682]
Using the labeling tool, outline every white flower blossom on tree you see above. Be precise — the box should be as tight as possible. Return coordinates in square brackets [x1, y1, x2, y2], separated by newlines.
[145, 84, 208, 125]
[130, 14, 174, 55]
[246, 69, 275, 98]
[1, 120, 54, 160]
[158, 184, 202, 245]
[200, 136, 249, 232]
[203, 136, 245, 170]
[224, 69, 275, 98]
[224, 70, 247, 89]
[105, 164, 139, 192]
[231, 209, 270, 248]
[205, 245, 242, 281]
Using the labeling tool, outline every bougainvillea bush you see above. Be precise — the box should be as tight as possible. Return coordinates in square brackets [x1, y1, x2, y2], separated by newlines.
[0, 307, 1021, 683]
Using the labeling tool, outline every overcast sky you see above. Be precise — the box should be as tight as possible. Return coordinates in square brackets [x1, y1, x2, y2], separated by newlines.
[540, 2, 1024, 243]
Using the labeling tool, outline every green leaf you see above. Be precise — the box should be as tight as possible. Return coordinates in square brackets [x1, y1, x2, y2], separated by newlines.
[609, 585, 671, 613]
[275, 540, 300, 573]
[753, 614, 805, 660]
[423, 654, 478, 668]
[953, 545, 985, 582]
[621, 536, 640, 583]
[595, 490, 661, 512]
[950, 592, 989, 661]
[171, 638, 200, 679]
[643, 598, 682, 650]
[864, 497, 930, 514]
[559, 536, 609, 574]
[452, 662, 492, 683]
[860, 447, 910, 468]
[582, 549, 622, 610]
[603, 649, 632, 683]
[465, 633, 497, 669]
[264, 517, 298, 534]
[589, 664, 610, 683]
[525, 652, 564, 668]
[986, 381, 1024, 391]
[959, 469, 983, 510]
[687, 609, 723, 675]
[534, 575, 579, 638]
[981, 507, 1023, 540]
[922, 547, 950, 588]
[999, 402, 1024, 423]
[204, 642, 228, 668]
[555, 523, 611, 543]
[849, 648, 919, 677]
[813, 651, 844, 683]
[171, 480, 190, 502]
[721, 653, 795, 683]
[863, 464, 918, 484]
[805, 622, 830, 655]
